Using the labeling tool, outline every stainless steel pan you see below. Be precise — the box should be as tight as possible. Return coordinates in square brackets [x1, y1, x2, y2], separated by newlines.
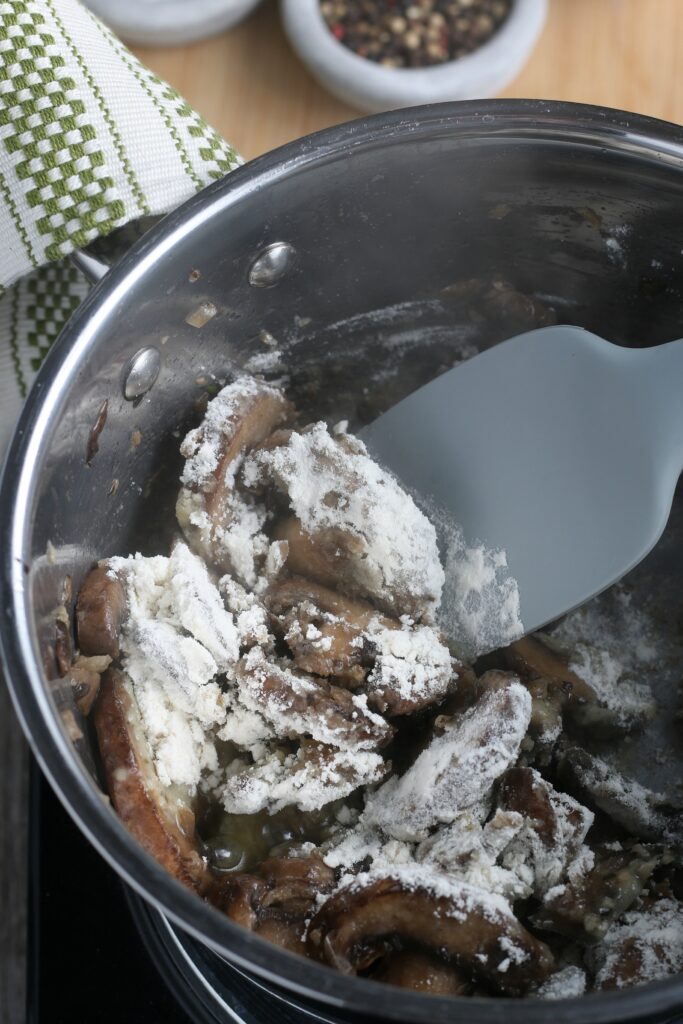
[2, 100, 683, 1023]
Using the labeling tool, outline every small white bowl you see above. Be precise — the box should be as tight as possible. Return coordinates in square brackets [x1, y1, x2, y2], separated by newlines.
[84, 0, 263, 47]
[280, 0, 547, 113]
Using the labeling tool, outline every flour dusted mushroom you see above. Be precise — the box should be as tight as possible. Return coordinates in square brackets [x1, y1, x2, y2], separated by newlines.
[266, 576, 454, 715]
[558, 747, 682, 842]
[76, 564, 127, 659]
[363, 678, 531, 840]
[266, 575, 387, 686]
[273, 516, 369, 596]
[497, 767, 594, 899]
[591, 898, 683, 990]
[176, 378, 293, 583]
[531, 844, 663, 942]
[307, 875, 554, 995]
[236, 647, 393, 751]
[245, 422, 444, 618]
[221, 739, 388, 815]
[93, 670, 211, 893]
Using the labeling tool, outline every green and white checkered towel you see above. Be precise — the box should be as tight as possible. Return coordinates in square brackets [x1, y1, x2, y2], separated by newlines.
[0, 0, 241, 453]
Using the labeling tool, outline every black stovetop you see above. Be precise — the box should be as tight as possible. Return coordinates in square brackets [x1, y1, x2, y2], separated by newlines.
[28, 764, 193, 1024]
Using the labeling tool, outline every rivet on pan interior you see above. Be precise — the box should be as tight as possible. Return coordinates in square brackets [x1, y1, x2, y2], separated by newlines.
[123, 347, 160, 401]
[248, 241, 297, 288]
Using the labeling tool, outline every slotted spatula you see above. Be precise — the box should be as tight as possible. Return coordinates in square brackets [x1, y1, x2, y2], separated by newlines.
[360, 325, 683, 651]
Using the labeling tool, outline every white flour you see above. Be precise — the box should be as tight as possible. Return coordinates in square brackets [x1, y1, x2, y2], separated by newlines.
[537, 966, 586, 999]
[550, 586, 657, 728]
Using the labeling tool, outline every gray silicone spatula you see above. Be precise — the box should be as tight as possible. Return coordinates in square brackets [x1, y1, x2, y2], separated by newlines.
[360, 325, 683, 653]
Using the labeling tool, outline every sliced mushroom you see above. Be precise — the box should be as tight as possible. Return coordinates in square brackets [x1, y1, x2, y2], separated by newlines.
[93, 670, 211, 893]
[364, 622, 455, 717]
[221, 854, 335, 955]
[531, 843, 663, 942]
[247, 422, 444, 619]
[536, 965, 586, 1000]
[259, 852, 336, 912]
[519, 677, 564, 765]
[502, 636, 597, 706]
[591, 898, 683, 990]
[219, 873, 266, 929]
[557, 747, 682, 842]
[76, 564, 127, 659]
[497, 767, 593, 898]
[307, 876, 554, 995]
[273, 517, 368, 598]
[55, 605, 72, 676]
[176, 379, 293, 579]
[372, 951, 472, 995]
[266, 576, 454, 715]
[363, 678, 531, 840]
[221, 739, 388, 814]
[236, 647, 394, 751]
[69, 653, 112, 715]
[265, 575, 388, 686]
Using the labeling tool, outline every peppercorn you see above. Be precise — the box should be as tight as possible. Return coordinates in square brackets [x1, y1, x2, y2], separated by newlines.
[319, 0, 512, 68]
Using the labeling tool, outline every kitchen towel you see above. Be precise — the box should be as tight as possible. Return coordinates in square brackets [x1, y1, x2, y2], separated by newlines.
[0, 0, 241, 453]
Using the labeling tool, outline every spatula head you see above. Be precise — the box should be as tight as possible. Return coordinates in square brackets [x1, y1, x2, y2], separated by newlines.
[360, 326, 675, 654]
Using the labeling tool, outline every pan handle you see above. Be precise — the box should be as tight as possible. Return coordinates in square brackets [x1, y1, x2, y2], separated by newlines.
[70, 249, 110, 284]
[70, 215, 164, 285]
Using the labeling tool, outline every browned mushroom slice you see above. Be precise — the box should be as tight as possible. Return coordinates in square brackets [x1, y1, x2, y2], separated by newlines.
[259, 853, 336, 913]
[372, 951, 472, 995]
[591, 898, 683, 990]
[307, 876, 554, 995]
[68, 653, 111, 715]
[363, 679, 531, 840]
[531, 843, 663, 942]
[219, 873, 266, 929]
[501, 636, 597, 706]
[76, 564, 127, 659]
[497, 767, 593, 898]
[236, 648, 393, 750]
[220, 855, 335, 955]
[265, 575, 388, 686]
[176, 379, 293, 578]
[247, 422, 444, 619]
[221, 739, 389, 814]
[557, 747, 682, 841]
[520, 677, 564, 764]
[93, 669, 211, 893]
[273, 517, 368, 597]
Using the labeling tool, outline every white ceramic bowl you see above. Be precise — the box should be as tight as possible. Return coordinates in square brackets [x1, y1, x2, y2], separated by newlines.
[281, 0, 547, 112]
[84, 0, 263, 47]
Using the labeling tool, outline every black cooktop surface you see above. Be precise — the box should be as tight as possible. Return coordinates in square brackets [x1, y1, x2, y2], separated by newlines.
[28, 765, 193, 1024]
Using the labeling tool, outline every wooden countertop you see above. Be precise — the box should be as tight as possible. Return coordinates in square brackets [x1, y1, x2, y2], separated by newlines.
[2, 2, 681, 1021]
[132, 0, 683, 160]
